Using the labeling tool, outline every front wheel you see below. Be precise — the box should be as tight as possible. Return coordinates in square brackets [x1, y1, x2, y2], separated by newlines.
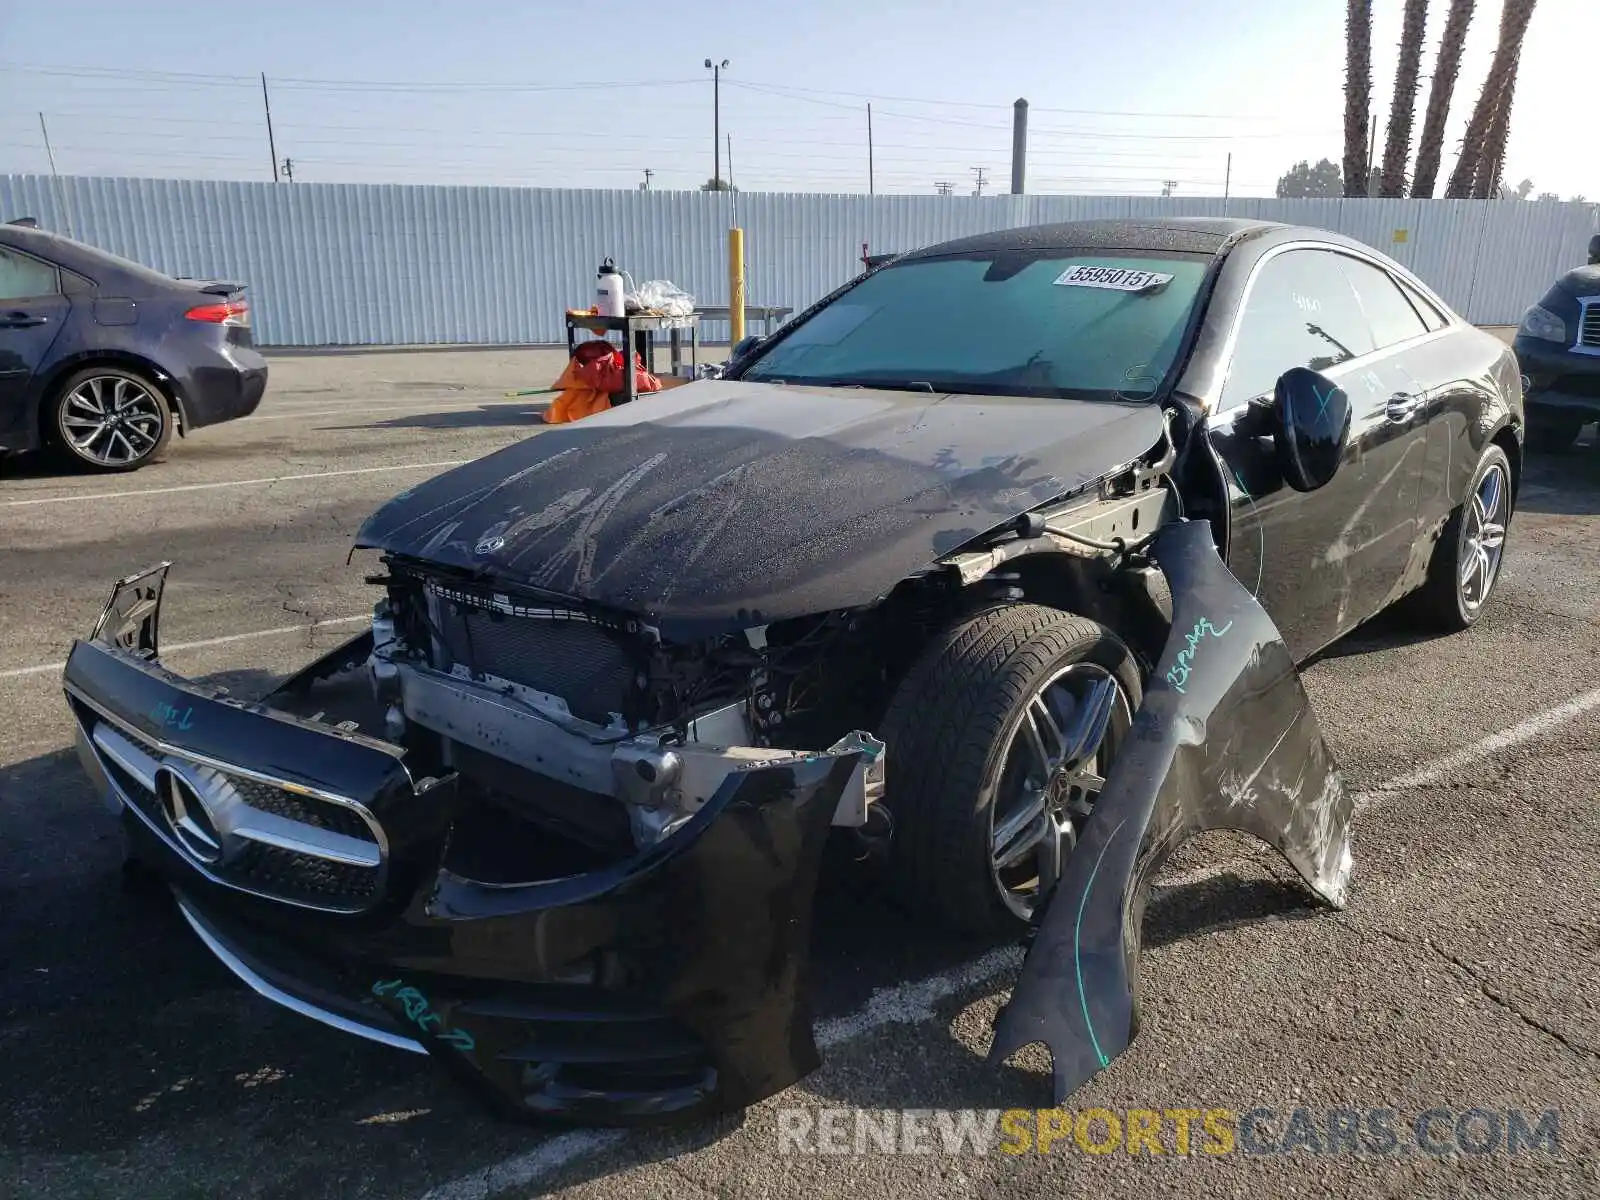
[50, 367, 173, 472]
[878, 604, 1141, 937]
[1408, 444, 1513, 632]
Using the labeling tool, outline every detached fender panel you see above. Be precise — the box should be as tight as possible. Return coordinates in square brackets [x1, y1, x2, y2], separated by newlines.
[989, 518, 1352, 1102]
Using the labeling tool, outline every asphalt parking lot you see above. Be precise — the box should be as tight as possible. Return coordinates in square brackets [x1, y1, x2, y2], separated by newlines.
[2, 342, 1597, 1200]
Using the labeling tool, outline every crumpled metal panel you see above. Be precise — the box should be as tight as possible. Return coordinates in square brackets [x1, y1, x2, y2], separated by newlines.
[989, 517, 1353, 1103]
[2, 174, 1594, 344]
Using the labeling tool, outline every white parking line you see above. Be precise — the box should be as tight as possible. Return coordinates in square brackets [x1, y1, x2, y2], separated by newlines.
[418, 682, 1600, 1200]
[245, 397, 539, 423]
[0, 615, 368, 681]
[0, 460, 470, 508]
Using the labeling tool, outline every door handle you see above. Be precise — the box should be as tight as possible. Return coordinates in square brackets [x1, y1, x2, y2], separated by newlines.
[1386, 392, 1422, 422]
[0, 311, 47, 328]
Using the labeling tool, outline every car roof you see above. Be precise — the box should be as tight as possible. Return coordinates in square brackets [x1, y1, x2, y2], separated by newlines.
[1, 221, 187, 290]
[899, 216, 1286, 261]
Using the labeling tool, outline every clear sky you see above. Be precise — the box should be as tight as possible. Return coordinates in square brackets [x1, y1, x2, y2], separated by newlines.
[0, 0, 1594, 200]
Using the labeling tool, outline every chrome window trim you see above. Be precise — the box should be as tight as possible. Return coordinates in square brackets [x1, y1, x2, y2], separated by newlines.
[174, 895, 427, 1056]
[1210, 239, 1462, 417]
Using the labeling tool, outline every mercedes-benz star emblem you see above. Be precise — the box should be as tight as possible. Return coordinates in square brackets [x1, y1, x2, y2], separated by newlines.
[156, 768, 225, 864]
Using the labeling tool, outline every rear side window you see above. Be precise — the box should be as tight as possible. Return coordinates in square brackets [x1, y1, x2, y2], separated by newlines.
[0, 245, 60, 301]
[1338, 256, 1431, 348]
[1222, 249, 1375, 407]
[1398, 278, 1448, 331]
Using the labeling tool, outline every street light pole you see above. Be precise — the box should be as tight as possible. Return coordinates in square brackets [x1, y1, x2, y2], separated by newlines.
[705, 58, 728, 187]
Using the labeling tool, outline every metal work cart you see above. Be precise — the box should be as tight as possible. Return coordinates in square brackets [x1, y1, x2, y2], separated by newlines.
[564, 312, 701, 406]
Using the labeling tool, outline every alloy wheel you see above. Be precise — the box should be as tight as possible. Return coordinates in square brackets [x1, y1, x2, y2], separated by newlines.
[1459, 461, 1508, 613]
[989, 661, 1132, 920]
[59, 375, 166, 468]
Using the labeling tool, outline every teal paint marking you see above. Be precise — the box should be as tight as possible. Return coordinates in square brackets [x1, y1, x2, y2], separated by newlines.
[1074, 817, 1128, 1069]
[1313, 382, 1333, 424]
[372, 978, 476, 1052]
[1164, 616, 1234, 695]
[149, 701, 194, 732]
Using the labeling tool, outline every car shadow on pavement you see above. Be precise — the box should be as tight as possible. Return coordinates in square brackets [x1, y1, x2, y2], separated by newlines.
[1518, 439, 1600, 515]
[326, 402, 550, 432]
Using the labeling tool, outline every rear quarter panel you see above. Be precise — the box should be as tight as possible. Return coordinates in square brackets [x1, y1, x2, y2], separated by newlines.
[1401, 325, 1522, 526]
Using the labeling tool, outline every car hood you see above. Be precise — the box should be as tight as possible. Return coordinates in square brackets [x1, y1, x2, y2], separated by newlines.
[355, 379, 1165, 639]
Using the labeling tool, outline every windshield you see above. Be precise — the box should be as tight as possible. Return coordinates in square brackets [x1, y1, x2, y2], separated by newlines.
[740, 249, 1211, 400]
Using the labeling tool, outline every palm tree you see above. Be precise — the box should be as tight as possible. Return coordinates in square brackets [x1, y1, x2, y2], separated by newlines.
[1344, 0, 1373, 197]
[1446, 0, 1539, 199]
[1411, 0, 1476, 197]
[1380, 0, 1430, 197]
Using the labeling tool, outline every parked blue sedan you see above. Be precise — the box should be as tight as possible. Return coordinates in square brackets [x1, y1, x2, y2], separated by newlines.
[0, 217, 267, 472]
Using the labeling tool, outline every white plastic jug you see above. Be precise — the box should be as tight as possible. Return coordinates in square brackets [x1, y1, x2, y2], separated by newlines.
[596, 258, 626, 318]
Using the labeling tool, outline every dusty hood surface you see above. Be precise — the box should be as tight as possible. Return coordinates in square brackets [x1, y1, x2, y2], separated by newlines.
[356, 380, 1164, 636]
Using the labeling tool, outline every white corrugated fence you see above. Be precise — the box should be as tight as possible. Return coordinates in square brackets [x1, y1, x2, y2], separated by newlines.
[2, 175, 1595, 346]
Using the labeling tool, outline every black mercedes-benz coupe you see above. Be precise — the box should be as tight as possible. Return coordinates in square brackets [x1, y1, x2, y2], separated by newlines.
[61, 218, 1522, 1125]
[0, 218, 267, 472]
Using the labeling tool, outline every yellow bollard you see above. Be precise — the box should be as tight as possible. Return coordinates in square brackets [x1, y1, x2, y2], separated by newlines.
[728, 226, 745, 345]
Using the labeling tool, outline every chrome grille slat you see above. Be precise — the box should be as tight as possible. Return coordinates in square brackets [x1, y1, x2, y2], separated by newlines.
[1579, 299, 1600, 349]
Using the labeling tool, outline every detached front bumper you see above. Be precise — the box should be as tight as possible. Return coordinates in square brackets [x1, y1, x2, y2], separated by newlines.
[64, 564, 865, 1125]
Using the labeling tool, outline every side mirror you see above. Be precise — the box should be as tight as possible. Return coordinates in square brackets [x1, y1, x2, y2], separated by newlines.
[1274, 367, 1351, 492]
[731, 334, 765, 361]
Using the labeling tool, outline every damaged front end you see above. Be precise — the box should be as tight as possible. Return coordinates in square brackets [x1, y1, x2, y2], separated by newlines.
[63, 562, 878, 1124]
[62, 509, 1352, 1125]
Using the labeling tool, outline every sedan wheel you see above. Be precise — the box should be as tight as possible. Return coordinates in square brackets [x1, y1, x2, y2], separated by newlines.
[52, 369, 173, 472]
[1408, 443, 1513, 632]
[1458, 460, 1508, 616]
[989, 662, 1132, 920]
[879, 604, 1143, 936]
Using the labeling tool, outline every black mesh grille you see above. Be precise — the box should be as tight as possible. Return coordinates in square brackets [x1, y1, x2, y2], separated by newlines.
[229, 776, 374, 842]
[227, 842, 380, 908]
[432, 593, 635, 725]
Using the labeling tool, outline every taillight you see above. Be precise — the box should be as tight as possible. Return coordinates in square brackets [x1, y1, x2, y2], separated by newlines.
[185, 299, 250, 327]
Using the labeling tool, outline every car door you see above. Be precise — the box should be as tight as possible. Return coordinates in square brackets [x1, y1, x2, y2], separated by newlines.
[0, 243, 71, 448]
[1205, 246, 1426, 659]
[1330, 252, 1439, 594]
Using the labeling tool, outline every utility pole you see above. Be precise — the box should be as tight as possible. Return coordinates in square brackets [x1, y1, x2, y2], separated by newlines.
[641, 168, 654, 191]
[867, 103, 875, 196]
[934, 180, 954, 196]
[705, 58, 729, 188]
[281, 157, 296, 183]
[38, 112, 70, 237]
[1010, 98, 1028, 194]
[262, 73, 279, 182]
[1162, 179, 1178, 197]
[1223, 153, 1231, 202]
[37, 112, 59, 177]
[971, 166, 988, 196]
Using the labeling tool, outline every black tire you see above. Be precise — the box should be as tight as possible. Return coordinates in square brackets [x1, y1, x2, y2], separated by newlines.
[1526, 411, 1583, 455]
[48, 365, 174, 473]
[1408, 443, 1513, 632]
[878, 603, 1142, 937]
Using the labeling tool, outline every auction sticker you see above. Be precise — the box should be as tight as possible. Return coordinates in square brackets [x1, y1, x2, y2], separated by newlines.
[1052, 264, 1174, 291]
